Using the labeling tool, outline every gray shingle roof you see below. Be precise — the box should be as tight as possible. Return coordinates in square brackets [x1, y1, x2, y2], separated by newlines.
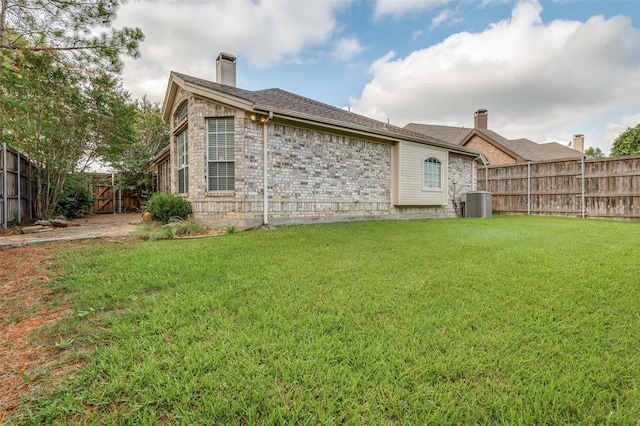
[405, 122, 585, 162]
[172, 72, 467, 149]
[403, 123, 472, 145]
[499, 137, 584, 161]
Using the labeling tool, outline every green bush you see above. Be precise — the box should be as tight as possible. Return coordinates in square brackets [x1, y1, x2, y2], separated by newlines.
[166, 218, 206, 236]
[54, 175, 95, 218]
[132, 222, 175, 241]
[143, 193, 191, 223]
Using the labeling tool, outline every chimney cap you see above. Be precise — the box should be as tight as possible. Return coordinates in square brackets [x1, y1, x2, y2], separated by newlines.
[216, 52, 237, 87]
[217, 52, 236, 63]
[474, 108, 488, 130]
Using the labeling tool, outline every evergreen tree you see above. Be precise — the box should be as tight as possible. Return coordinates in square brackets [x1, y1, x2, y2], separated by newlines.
[0, 0, 143, 72]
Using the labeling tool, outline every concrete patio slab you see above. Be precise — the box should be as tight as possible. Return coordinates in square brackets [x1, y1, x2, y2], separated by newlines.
[0, 213, 141, 250]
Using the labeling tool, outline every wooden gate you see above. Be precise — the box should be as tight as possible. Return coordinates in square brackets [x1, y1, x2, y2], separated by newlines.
[93, 183, 115, 214]
[90, 173, 149, 214]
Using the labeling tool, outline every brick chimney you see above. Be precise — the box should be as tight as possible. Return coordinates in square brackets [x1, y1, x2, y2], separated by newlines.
[474, 109, 488, 130]
[216, 52, 236, 87]
[572, 134, 584, 153]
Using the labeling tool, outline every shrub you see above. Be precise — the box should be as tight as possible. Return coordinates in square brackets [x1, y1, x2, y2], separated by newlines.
[132, 222, 175, 241]
[54, 175, 95, 218]
[166, 218, 206, 236]
[143, 193, 191, 223]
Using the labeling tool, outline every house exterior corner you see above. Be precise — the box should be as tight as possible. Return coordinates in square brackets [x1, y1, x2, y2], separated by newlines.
[162, 72, 482, 228]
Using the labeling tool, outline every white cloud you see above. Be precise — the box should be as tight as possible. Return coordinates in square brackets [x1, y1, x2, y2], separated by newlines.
[352, 0, 640, 149]
[374, 0, 453, 20]
[332, 37, 364, 61]
[430, 8, 462, 30]
[115, 0, 346, 101]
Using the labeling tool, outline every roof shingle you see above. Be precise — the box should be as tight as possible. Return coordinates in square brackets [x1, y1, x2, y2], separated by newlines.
[405, 121, 585, 163]
[172, 72, 468, 149]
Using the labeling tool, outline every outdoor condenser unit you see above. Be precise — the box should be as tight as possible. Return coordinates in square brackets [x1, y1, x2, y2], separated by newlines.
[462, 191, 492, 218]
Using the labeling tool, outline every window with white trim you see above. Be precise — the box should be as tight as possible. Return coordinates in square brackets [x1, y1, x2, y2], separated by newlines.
[176, 129, 188, 193]
[175, 102, 188, 126]
[423, 157, 442, 189]
[207, 117, 235, 191]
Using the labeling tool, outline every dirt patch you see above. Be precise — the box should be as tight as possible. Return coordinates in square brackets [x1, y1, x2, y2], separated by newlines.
[0, 216, 238, 420]
[0, 242, 88, 418]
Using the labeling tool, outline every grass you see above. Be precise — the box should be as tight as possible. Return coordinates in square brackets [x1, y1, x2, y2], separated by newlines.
[132, 219, 206, 241]
[11, 215, 640, 424]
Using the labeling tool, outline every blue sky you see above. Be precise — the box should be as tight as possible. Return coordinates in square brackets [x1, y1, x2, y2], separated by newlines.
[115, 0, 640, 154]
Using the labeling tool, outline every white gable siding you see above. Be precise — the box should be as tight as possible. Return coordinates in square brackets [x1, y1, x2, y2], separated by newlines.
[396, 141, 448, 206]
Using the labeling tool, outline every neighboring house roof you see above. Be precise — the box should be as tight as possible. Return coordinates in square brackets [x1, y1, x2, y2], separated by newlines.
[403, 123, 473, 145]
[405, 122, 585, 163]
[164, 72, 485, 159]
[511, 139, 584, 162]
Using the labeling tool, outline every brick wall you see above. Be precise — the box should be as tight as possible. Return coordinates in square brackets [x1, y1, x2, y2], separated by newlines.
[465, 135, 517, 165]
[170, 92, 477, 227]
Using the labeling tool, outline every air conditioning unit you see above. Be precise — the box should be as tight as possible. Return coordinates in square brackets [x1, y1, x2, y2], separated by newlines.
[462, 191, 492, 218]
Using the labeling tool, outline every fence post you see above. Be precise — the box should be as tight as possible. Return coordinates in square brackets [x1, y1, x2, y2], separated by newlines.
[111, 173, 116, 214]
[581, 157, 585, 219]
[485, 163, 488, 191]
[17, 151, 21, 223]
[527, 162, 531, 215]
[2, 142, 7, 230]
[28, 161, 33, 220]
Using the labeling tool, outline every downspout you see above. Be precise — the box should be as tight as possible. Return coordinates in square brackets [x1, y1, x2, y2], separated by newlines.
[262, 111, 273, 225]
[474, 155, 487, 191]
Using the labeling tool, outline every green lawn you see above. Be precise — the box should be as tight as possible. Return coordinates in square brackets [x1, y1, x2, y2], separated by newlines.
[15, 216, 640, 424]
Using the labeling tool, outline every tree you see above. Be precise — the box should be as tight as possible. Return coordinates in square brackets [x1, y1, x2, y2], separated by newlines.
[0, 0, 143, 73]
[107, 97, 169, 204]
[584, 146, 605, 158]
[611, 124, 640, 157]
[0, 0, 143, 218]
[0, 49, 137, 217]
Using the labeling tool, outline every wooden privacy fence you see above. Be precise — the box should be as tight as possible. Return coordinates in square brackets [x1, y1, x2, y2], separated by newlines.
[1, 143, 37, 229]
[91, 173, 151, 214]
[477, 155, 640, 219]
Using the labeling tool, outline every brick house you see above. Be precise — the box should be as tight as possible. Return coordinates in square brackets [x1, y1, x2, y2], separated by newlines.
[406, 109, 586, 165]
[160, 53, 486, 228]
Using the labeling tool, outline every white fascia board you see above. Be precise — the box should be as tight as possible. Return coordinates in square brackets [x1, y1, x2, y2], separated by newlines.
[186, 83, 254, 111]
[162, 74, 254, 121]
[162, 77, 180, 123]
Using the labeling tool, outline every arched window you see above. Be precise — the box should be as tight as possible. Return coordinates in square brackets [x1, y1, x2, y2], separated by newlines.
[176, 129, 188, 193]
[424, 157, 441, 189]
[174, 102, 188, 126]
[174, 101, 189, 193]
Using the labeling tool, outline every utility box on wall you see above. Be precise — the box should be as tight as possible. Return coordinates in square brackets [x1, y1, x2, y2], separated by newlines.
[462, 191, 492, 218]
